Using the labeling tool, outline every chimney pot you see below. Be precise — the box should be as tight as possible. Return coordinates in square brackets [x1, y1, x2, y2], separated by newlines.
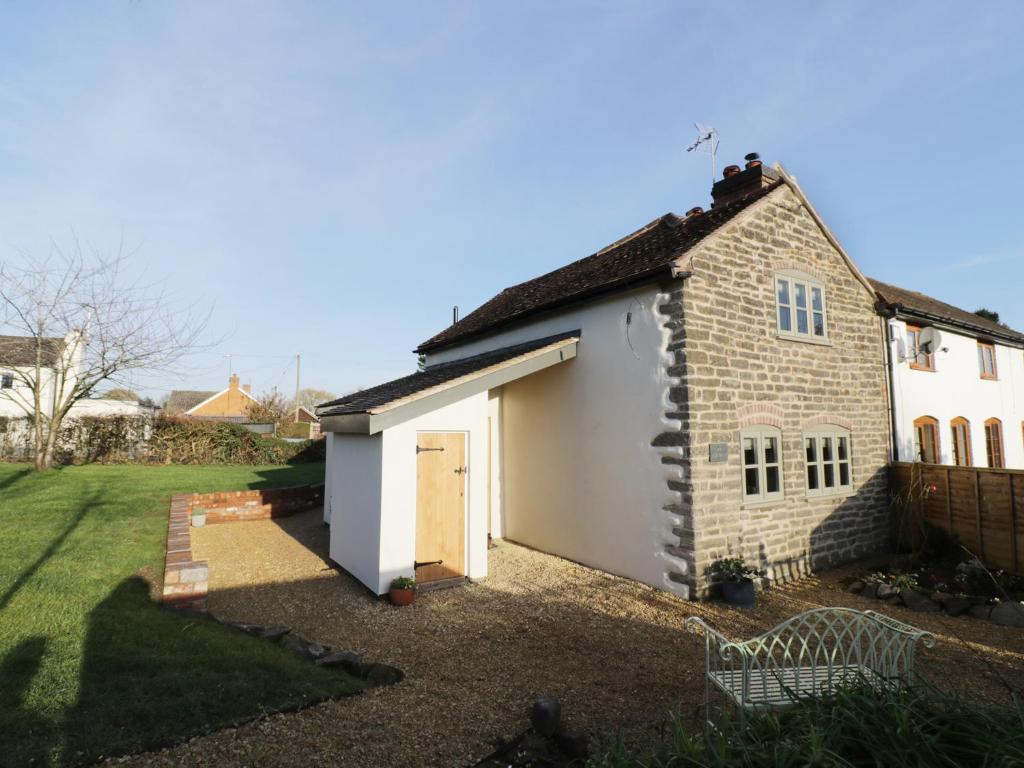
[744, 151, 762, 170]
[686, 206, 704, 218]
[723, 165, 741, 178]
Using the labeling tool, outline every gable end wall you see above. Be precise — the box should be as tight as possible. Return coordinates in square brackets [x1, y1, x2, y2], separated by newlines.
[669, 185, 890, 594]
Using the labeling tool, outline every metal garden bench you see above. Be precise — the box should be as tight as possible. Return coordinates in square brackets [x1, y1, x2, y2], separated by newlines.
[685, 608, 935, 720]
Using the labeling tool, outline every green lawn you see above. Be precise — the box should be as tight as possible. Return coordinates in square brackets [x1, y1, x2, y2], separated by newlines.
[0, 463, 363, 767]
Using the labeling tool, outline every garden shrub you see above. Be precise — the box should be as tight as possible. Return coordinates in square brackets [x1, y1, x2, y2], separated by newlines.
[148, 417, 323, 465]
[590, 680, 1024, 768]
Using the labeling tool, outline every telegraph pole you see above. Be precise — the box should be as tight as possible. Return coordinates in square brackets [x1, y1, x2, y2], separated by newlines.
[294, 353, 301, 412]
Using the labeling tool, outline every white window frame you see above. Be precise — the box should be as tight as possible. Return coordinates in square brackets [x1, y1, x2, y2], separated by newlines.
[775, 270, 828, 342]
[740, 425, 784, 505]
[804, 426, 853, 498]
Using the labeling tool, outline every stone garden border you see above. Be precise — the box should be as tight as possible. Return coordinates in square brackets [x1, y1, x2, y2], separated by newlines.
[848, 578, 1024, 628]
[160, 483, 324, 612]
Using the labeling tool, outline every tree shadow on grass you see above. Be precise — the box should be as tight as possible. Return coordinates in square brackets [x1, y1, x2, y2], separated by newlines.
[0, 491, 95, 611]
[0, 466, 33, 494]
[0, 636, 55, 766]
[60, 576, 363, 767]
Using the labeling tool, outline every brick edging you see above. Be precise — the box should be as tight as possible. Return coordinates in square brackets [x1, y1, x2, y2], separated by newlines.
[160, 483, 325, 612]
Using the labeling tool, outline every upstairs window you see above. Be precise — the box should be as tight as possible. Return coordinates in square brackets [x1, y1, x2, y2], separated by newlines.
[985, 418, 1004, 468]
[740, 426, 784, 504]
[805, 427, 853, 497]
[951, 417, 972, 467]
[978, 341, 997, 379]
[0, 372, 12, 389]
[776, 271, 827, 341]
[913, 416, 940, 463]
[906, 324, 935, 371]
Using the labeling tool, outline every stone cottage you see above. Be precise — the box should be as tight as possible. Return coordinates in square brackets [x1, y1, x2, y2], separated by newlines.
[317, 155, 890, 597]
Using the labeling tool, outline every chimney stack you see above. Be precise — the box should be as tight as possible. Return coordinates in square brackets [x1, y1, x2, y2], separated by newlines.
[229, 374, 239, 391]
[710, 151, 777, 208]
[242, 383, 251, 394]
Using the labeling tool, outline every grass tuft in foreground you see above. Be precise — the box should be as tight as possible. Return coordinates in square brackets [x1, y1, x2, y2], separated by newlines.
[0, 462, 363, 767]
[590, 680, 1024, 768]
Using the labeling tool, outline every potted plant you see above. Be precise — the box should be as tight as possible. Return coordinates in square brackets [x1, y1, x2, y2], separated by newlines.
[190, 507, 207, 527]
[388, 576, 415, 606]
[710, 556, 762, 607]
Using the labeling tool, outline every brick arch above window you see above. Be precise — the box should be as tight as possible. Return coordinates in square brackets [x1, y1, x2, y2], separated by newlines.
[772, 259, 827, 284]
[736, 403, 784, 429]
[801, 414, 853, 431]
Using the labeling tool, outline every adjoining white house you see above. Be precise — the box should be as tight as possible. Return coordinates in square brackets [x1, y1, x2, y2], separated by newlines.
[873, 280, 1024, 469]
[319, 155, 891, 599]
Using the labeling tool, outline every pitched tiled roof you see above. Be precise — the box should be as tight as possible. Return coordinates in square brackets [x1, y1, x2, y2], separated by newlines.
[870, 278, 1024, 344]
[0, 335, 66, 367]
[415, 182, 782, 353]
[165, 390, 216, 414]
[319, 331, 579, 416]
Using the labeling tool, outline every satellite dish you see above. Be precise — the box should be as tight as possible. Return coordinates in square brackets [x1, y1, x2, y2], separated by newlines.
[918, 327, 943, 354]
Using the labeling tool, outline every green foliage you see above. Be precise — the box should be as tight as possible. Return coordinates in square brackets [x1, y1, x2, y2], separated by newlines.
[278, 421, 313, 439]
[589, 680, 1024, 768]
[974, 308, 1001, 324]
[708, 556, 761, 583]
[0, 462, 358, 767]
[390, 576, 415, 590]
[869, 570, 919, 591]
[148, 417, 324, 465]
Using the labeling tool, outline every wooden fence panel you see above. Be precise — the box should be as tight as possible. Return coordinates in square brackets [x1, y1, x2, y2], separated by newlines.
[890, 462, 1023, 573]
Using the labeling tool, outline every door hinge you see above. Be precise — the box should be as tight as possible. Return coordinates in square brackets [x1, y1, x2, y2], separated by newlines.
[414, 559, 443, 569]
[416, 445, 445, 454]
[454, 466, 468, 475]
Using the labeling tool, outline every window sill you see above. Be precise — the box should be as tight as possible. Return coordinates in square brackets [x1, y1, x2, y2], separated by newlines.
[980, 375, 999, 381]
[741, 497, 786, 510]
[806, 488, 854, 501]
[775, 332, 833, 347]
[908, 365, 935, 372]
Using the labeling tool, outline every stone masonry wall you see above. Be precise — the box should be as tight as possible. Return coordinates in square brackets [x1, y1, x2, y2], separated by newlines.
[662, 184, 890, 596]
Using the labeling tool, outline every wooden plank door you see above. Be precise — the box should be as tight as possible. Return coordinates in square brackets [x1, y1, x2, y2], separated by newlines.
[415, 432, 466, 583]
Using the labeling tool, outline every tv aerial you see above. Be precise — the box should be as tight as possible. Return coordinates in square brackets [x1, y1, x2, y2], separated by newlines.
[686, 123, 719, 183]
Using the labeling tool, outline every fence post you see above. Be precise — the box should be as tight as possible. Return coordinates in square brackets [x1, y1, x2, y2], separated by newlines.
[1010, 473, 1019, 574]
[945, 467, 953, 532]
[973, 470, 984, 562]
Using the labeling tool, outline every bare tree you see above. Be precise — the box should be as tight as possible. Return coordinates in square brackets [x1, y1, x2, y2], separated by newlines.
[0, 242, 209, 469]
[248, 388, 290, 426]
[293, 387, 337, 411]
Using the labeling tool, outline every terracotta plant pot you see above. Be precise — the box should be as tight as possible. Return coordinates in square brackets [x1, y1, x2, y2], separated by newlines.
[388, 586, 414, 606]
[721, 579, 756, 607]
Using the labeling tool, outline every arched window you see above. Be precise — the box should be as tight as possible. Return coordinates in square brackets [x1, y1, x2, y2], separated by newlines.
[984, 418, 1004, 468]
[950, 417, 972, 467]
[913, 416, 940, 464]
[740, 425, 784, 503]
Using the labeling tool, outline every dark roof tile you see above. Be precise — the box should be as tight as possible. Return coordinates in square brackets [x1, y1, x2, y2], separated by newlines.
[0, 335, 66, 367]
[870, 279, 1024, 343]
[165, 390, 217, 414]
[415, 182, 782, 353]
[319, 331, 579, 416]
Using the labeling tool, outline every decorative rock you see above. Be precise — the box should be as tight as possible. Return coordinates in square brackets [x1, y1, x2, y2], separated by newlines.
[969, 604, 994, 621]
[259, 625, 291, 641]
[316, 650, 362, 668]
[531, 697, 561, 737]
[991, 601, 1024, 628]
[555, 729, 589, 760]
[278, 633, 328, 660]
[901, 589, 940, 613]
[363, 663, 404, 687]
[846, 580, 865, 594]
[876, 583, 898, 600]
[884, 595, 904, 607]
[861, 581, 880, 599]
[939, 596, 973, 617]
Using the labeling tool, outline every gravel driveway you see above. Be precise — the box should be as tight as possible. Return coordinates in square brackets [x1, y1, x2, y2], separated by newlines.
[114, 508, 1024, 768]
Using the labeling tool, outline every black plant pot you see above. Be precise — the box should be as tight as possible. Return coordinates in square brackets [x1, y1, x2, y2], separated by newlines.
[721, 579, 756, 607]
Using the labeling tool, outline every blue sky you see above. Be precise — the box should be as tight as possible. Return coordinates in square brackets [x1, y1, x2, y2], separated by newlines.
[1, 2, 1022, 400]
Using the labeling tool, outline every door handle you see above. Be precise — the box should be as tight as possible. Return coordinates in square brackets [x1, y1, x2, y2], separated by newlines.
[454, 466, 468, 475]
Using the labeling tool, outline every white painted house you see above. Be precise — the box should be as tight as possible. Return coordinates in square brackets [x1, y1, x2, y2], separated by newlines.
[319, 156, 891, 598]
[873, 280, 1024, 469]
